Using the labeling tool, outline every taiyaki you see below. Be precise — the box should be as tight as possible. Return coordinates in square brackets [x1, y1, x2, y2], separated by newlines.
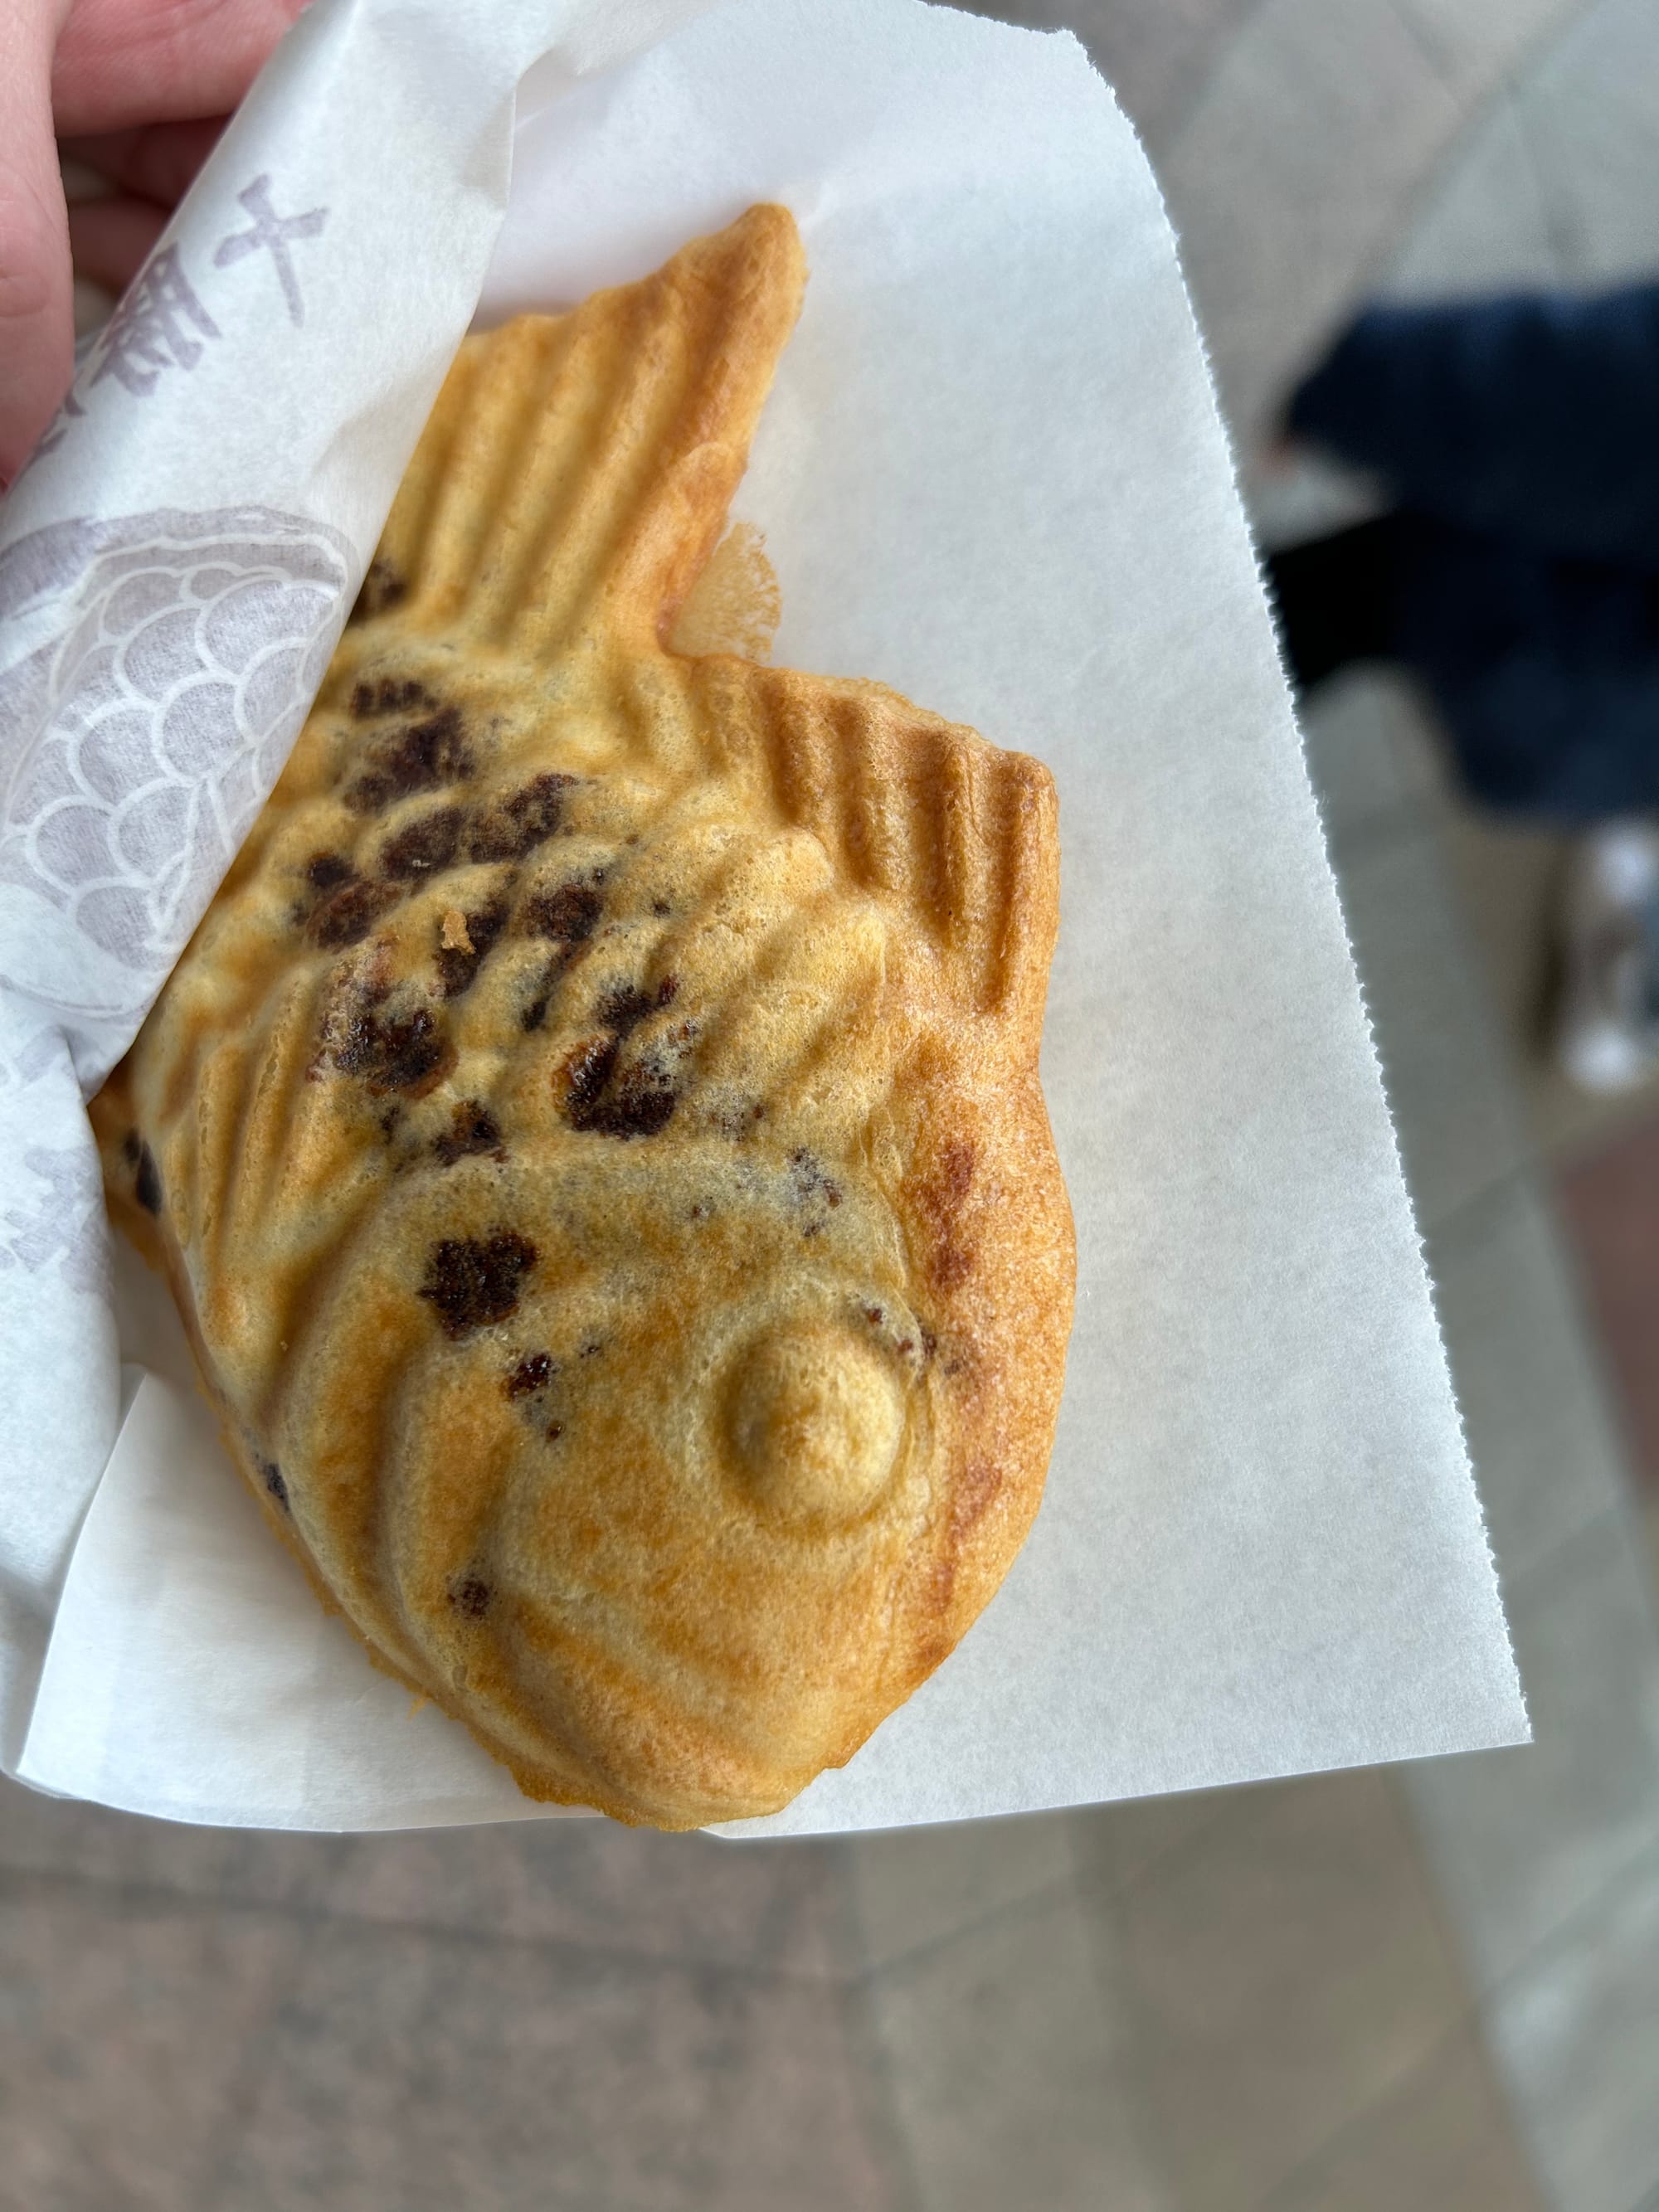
[92, 206, 1075, 1830]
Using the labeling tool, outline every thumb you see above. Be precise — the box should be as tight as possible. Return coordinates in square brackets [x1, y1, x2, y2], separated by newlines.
[0, 0, 75, 488]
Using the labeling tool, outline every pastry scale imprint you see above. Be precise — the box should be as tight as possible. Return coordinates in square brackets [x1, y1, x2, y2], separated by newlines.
[94, 207, 1076, 1830]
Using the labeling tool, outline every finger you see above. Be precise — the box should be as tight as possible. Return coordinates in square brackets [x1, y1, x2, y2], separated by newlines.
[51, 0, 311, 138]
[66, 193, 168, 294]
[60, 118, 226, 208]
[0, 0, 75, 485]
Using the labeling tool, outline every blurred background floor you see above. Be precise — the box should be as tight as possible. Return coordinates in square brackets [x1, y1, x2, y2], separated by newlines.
[8, 2, 1659, 2207]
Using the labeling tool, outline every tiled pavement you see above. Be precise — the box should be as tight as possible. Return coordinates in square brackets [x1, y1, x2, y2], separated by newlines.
[10, 1, 1659, 2206]
[0, 1766, 1529, 2212]
[1223, 8, 1659, 2197]
[1304, 657, 1659, 2212]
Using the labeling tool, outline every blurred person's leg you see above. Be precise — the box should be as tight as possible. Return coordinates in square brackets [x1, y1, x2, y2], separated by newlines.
[1266, 518, 1400, 690]
[1271, 516, 1659, 816]
[1277, 284, 1659, 1094]
[1286, 284, 1659, 572]
[1270, 513, 1659, 1093]
[1391, 520, 1659, 819]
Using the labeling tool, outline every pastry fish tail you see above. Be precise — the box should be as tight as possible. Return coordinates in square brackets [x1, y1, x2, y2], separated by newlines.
[356, 205, 807, 658]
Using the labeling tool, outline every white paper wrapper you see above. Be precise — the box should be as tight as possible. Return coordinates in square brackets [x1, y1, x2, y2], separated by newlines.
[0, 0, 1527, 1837]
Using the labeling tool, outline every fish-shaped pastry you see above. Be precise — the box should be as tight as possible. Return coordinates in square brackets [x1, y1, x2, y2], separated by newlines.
[92, 206, 1076, 1830]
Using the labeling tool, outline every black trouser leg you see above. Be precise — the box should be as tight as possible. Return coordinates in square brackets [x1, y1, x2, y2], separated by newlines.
[1266, 517, 1404, 691]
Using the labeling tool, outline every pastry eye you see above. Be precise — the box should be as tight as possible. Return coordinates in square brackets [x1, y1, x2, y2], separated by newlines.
[722, 1320, 907, 1527]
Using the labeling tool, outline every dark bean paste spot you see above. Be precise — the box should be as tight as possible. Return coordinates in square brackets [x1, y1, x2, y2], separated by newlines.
[436, 897, 509, 998]
[468, 773, 574, 863]
[713, 1098, 767, 1140]
[305, 851, 356, 892]
[864, 1304, 884, 1326]
[349, 677, 432, 720]
[347, 706, 473, 813]
[505, 1351, 552, 1398]
[556, 976, 684, 1139]
[335, 1005, 455, 1097]
[650, 897, 671, 916]
[350, 558, 405, 624]
[789, 1148, 842, 1226]
[260, 1461, 289, 1510]
[523, 881, 601, 945]
[309, 878, 399, 949]
[546, 1422, 564, 1441]
[513, 884, 612, 1028]
[121, 1129, 140, 1167]
[379, 805, 466, 880]
[450, 1574, 493, 1619]
[563, 1033, 619, 1117]
[595, 975, 677, 1035]
[134, 1140, 163, 1216]
[421, 1232, 537, 1337]
[595, 984, 653, 1036]
[571, 1056, 679, 1140]
[519, 959, 559, 1034]
[434, 1098, 504, 1166]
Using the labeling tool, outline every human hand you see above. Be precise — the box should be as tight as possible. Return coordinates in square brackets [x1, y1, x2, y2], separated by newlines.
[0, 0, 309, 486]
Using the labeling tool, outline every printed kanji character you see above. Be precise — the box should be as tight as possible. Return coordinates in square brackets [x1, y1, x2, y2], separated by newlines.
[213, 174, 328, 327]
[90, 248, 220, 396]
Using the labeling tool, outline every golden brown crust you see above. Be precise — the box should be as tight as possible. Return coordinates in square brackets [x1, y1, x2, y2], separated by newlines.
[91, 206, 1076, 1830]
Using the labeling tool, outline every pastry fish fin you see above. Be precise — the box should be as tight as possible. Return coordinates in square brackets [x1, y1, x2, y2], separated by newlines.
[692, 660, 1061, 1029]
[356, 206, 806, 656]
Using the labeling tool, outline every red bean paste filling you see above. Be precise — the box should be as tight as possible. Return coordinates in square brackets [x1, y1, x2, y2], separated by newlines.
[333, 1004, 455, 1096]
[467, 772, 574, 863]
[524, 881, 602, 946]
[309, 876, 399, 950]
[504, 1350, 552, 1398]
[301, 764, 583, 975]
[259, 1461, 289, 1510]
[420, 1232, 536, 1337]
[433, 1099, 504, 1165]
[563, 978, 681, 1140]
[349, 678, 433, 720]
[601, 980, 676, 1032]
[435, 897, 509, 998]
[305, 851, 355, 892]
[449, 1574, 493, 1618]
[349, 559, 405, 624]
[380, 804, 466, 880]
[347, 706, 473, 813]
[519, 964, 559, 1034]
[789, 1147, 842, 1237]
[518, 880, 606, 1031]
[347, 557, 406, 628]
